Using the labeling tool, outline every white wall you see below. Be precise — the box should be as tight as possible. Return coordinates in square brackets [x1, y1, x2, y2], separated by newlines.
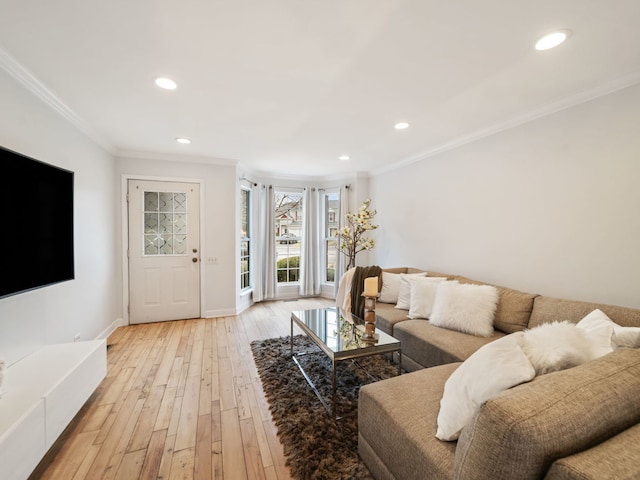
[116, 155, 237, 317]
[370, 84, 640, 309]
[0, 69, 120, 365]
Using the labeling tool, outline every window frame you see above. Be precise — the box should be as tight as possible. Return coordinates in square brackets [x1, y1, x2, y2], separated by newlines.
[240, 187, 251, 291]
[321, 189, 340, 285]
[274, 188, 304, 284]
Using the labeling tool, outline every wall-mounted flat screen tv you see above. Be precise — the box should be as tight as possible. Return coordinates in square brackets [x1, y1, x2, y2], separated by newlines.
[0, 145, 74, 299]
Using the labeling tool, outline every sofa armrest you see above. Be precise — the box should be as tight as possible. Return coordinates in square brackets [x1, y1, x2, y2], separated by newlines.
[545, 423, 640, 480]
[454, 348, 640, 480]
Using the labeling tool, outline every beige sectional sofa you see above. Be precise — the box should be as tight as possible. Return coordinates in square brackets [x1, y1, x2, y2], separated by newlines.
[358, 267, 640, 480]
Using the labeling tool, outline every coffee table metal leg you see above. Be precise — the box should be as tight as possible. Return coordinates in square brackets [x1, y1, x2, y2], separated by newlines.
[290, 316, 293, 357]
[398, 349, 402, 376]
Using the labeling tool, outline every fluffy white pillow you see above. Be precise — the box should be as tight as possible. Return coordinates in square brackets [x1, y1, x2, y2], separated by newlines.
[429, 281, 499, 337]
[408, 277, 448, 319]
[394, 272, 428, 309]
[577, 309, 640, 349]
[522, 321, 614, 375]
[436, 332, 535, 441]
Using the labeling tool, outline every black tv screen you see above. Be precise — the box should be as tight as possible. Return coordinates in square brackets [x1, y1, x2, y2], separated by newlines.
[0, 145, 74, 299]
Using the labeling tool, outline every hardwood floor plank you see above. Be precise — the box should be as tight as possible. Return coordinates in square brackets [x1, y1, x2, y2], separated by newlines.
[212, 440, 223, 480]
[155, 385, 178, 431]
[220, 408, 248, 480]
[156, 434, 177, 480]
[169, 446, 196, 480]
[114, 449, 146, 480]
[175, 375, 201, 451]
[39, 430, 99, 480]
[194, 414, 212, 480]
[85, 390, 145, 480]
[128, 384, 166, 452]
[34, 298, 333, 480]
[139, 428, 168, 480]
[240, 418, 266, 480]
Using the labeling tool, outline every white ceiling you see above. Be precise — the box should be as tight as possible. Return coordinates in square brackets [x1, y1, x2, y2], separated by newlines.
[1, 1, 639, 178]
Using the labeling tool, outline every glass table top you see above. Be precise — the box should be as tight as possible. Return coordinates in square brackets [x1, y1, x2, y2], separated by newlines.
[291, 307, 400, 355]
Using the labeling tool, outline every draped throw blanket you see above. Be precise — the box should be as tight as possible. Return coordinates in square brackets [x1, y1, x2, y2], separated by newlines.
[350, 266, 382, 319]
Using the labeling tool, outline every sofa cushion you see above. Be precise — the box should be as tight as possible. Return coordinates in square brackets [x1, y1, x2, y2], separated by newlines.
[529, 296, 640, 329]
[358, 363, 461, 480]
[544, 423, 640, 480]
[454, 348, 640, 480]
[393, 320, 504, 368]
[454, 276, 538, 334]
[375, 303, 409, 335]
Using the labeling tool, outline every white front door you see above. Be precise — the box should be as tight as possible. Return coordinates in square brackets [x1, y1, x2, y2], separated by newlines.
[128, 179, 200, 324]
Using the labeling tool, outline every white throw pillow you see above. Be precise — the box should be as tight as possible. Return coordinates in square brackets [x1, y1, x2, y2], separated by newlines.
[378, 272, 420, 303]
[393, 272, 428, 309]
[429, 281, 499, 337]
[436, 332, 535, 441]
[408, 277, 448, 319]
[522, 321, 613, 375]
[577, 309, 640, 349]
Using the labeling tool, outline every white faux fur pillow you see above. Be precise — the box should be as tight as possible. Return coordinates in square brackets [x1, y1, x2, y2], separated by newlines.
[394, 272, 428, 309]
[429, 281, 499, 337]
[408, 277, 448, 319]
[521, 321, 614, 375]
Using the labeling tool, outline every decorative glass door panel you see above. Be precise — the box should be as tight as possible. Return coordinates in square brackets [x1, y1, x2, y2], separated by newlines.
[144, 191, 188, 255]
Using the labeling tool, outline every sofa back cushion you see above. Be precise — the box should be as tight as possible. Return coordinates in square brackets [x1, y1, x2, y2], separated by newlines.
[454, 348, 640, 480]
[529, 296, 640, 329]
[454, 276, 538, 334]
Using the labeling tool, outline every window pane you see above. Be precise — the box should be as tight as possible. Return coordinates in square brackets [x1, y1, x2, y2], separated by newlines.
[326, 239, 336, 282]
[159, 192, 173, 212]
[240, 189, 251, 290]
[275, 191, 303, 283]
[240, 189, 250, 238]
[325, 193, 339, 237]
[322, 192, 339, 284]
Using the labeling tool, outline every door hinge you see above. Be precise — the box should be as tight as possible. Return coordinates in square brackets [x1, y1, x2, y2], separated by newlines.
[126, 192, 129, 203]
[127, 304, 130, 314]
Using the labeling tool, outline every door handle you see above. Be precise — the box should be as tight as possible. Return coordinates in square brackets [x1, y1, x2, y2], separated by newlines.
[192, 257, 198, 263]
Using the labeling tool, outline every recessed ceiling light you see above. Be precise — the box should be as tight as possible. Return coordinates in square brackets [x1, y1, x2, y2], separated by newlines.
[338, 155, 350, 161]
[176, 137, 191, 144]
[394, 122, 410, 130]
[155, 77, 177, 90]
[535, 30, 571, 51]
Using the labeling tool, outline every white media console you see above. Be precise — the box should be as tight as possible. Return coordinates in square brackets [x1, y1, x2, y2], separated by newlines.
[0, 340, 106, 480]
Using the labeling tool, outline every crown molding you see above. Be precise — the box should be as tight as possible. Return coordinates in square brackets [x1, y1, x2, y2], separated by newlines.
[117, 149, 239, 167]
[0, 46, 115, 154]
[371, 71, 640, 177]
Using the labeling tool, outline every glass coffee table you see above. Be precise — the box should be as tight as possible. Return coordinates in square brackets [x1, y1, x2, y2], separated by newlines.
[290, 307, 402, 418]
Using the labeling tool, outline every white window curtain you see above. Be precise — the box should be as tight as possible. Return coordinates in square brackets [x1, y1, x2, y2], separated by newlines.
[252, 184, 277, 302]
[334, 184, 350, 297]
[299, 187, 321, 296]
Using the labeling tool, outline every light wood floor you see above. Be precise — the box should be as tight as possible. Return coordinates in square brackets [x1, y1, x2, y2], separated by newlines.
[32, 297, 334, 480]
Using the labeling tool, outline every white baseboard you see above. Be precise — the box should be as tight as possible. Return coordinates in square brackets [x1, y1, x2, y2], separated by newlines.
[203, 308, 240, 319]
[96, 318, 126, 340]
